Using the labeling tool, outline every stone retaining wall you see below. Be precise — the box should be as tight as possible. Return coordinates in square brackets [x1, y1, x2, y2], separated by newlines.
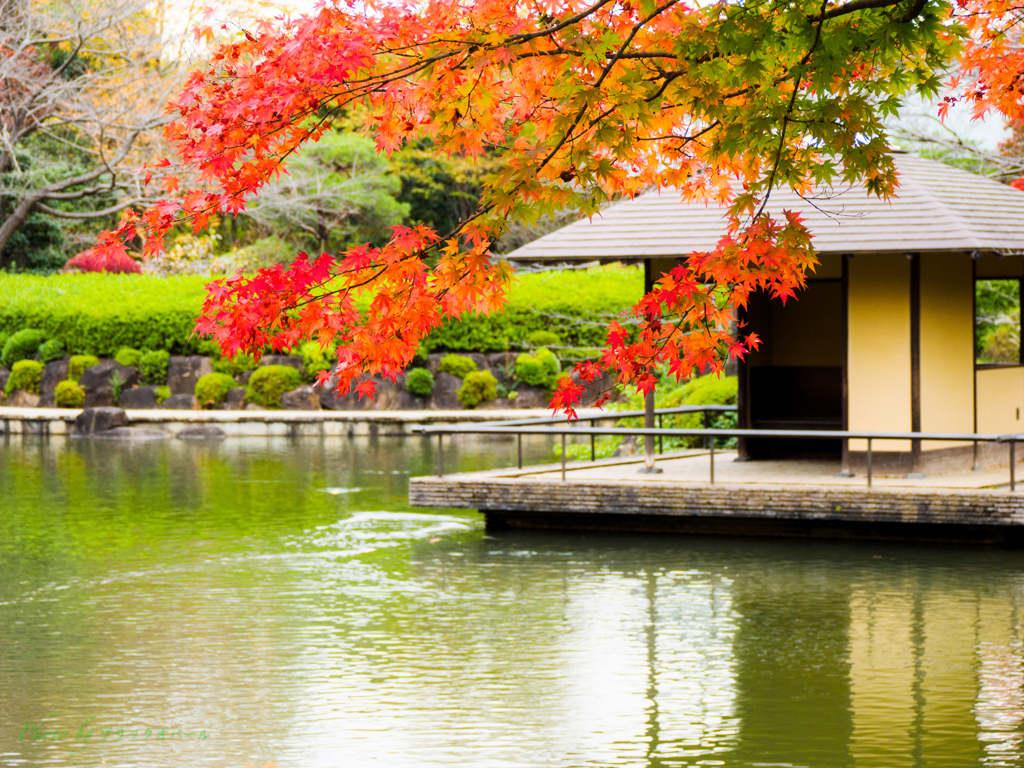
[0, 406, 600, 438]
[409, 475, 1024, 543]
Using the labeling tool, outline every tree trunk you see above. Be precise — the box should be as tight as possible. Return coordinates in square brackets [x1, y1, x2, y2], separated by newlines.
[0, 194, 40, 268]
[317, 214, 328, 255]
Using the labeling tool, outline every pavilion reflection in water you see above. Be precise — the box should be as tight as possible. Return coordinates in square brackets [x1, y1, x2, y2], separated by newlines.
[409, 539, 1024, 767]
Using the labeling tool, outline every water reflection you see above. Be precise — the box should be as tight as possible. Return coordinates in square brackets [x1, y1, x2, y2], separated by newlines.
[2, 434, 1024, 767]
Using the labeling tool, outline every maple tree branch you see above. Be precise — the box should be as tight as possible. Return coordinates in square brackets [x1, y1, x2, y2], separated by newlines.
[816, 0, 916, 21]
[754, 0, 830, 221]
[507, 0, 618, 44]
[35, 199, 141, 219]
[894, 0, 930, 23]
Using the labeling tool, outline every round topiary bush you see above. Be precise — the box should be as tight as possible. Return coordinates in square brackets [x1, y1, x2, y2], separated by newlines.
[515, 348, 561, 388]
[438, 354, 477, 379]
[526, 330, 561, 348]
[246, 365, 303, 408]
[1, 329, 47, 368]
[114, 347, 143, 369]
[457, 370, 498, 408]
[301, 341, 333, 381]
[37, 339, 66, 364]
[139, 349, 170, 385]
[195, 372, 238, 408]
[405, 367, 435, 397]
[54, 380, 86, 408]
[68, 355, 100, 382]
[4, 359, 44, 396]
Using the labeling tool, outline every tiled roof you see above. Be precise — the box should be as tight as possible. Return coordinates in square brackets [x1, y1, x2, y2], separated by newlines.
[505, 155, 1024, 260]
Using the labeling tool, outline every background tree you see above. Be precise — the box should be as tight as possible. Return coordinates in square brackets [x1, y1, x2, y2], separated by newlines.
[85, 0, 1024, 412]
[243, 131, 410, 254]
[0, 0, 184, 270]
[889, 92, 1024, 185]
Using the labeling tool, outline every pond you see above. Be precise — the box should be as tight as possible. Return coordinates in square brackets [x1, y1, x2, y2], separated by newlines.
[2, 433, 1024, 768]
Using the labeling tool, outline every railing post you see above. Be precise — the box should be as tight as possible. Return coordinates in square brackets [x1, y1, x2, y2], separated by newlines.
[973, 440, 980, 471]
[710, 440, 715, 484]
[1012, 441, 1016, 492]
[644, 389, 656, 472]
[703, 410, 710, 449]
[658, 413, 663, 454]
[437, 433, 444, 478]
[591, 432, 596, 462]
[517, 433, 522, 469]
[561, 433, 567, 481]
[866, 437, 872, 489]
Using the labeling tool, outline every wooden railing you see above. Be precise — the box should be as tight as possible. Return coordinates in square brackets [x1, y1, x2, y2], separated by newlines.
[417, 411, 1024, 490]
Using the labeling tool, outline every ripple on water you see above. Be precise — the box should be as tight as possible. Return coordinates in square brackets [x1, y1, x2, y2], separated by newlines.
[3, 437, 1024, 767]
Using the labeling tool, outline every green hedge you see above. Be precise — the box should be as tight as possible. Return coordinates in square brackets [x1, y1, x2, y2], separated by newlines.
[0, 273, 211, 357]
[0, 265, 642, 358]
[423, 266, 642, 352]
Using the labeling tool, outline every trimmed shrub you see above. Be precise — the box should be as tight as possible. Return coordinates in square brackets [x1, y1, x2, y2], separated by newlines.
[115, 347, 143, 368]
[37, 339, 65, 364]
[0, 265, 643, 358]
[154, 386, 171, 404]
[405, 368, 434, 397]
[1, 328, 46, 368]
[681, 373, 739, 407]
[422, 264, 642, 352]
[247, 365, 303, 408]
[54, 380, 85, 408]
[68, 355, 100, 382]
[213, 353, 257, 380]
[195, 372, 238, 408]
[300, 342, 333, 381]
[439, 354, 477, 379]
[516, 348, 561, 389]
[526, 330, 561, 348]
[457, 370, 498, 408]
[139, 349, 170, 385]
[5, 359, 43, 396]
[0, 273, 212, 356]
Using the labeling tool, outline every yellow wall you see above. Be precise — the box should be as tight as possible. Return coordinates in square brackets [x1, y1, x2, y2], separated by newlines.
[848, 254, 911, 450]
[976, 366, 1024, 434]
[848, 591, 917, 768]
[919, 593, 985, 765]
[920, 253, 974, 449]
[772, 281, 843, 367]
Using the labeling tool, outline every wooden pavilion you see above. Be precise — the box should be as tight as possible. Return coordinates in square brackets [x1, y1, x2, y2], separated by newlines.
[506, 154, 1024, 475]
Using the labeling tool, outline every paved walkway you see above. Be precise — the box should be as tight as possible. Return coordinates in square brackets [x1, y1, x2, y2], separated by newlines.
[0, 406, 604, 437]
[516, 449, 1019, 492]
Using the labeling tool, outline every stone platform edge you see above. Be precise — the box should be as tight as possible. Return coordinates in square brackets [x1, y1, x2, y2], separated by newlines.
[0, 406, 602, 438]
[408, 475, 1024, 542]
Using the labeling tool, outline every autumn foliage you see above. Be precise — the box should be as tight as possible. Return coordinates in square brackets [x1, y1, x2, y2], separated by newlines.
[85, 0, 1024, 415]
[64, 249, 141, 274]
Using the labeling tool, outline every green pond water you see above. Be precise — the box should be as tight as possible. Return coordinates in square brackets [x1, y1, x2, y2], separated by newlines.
[2, 433, 1024, 768]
